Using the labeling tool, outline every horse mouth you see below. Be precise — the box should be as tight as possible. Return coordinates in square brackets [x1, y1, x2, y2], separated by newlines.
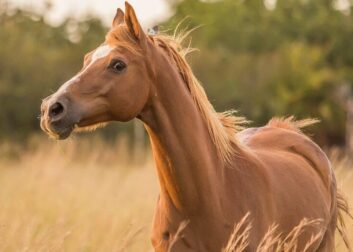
[55, 126, 74, 140]
[46, 125, 74, 140]
[41, 117, 107, 140]
[41, 119, 75, 140]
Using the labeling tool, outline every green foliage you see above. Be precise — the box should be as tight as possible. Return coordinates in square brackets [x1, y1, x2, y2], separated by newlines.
[0, 8, 107, 140]
[1, 0, 353, 145]
[165, 0, 353, 145]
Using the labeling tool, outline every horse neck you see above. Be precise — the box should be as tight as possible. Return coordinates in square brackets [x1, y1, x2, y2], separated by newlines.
[139, 55, 225, 214]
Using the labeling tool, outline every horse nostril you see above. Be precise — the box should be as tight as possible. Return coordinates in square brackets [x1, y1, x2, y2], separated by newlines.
[49, 102, 65, 118]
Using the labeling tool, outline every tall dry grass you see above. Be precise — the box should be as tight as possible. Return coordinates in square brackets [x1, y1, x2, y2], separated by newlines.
[0, 137, 158, 251]
[222, 214, 324, 252]
[0, 137, 352, 251]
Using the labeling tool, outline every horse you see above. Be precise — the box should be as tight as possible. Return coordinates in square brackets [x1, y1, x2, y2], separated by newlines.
[40, 2, 349, 251]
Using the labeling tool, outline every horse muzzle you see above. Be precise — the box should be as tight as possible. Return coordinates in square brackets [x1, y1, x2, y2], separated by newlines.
[40, 95, 80, 140]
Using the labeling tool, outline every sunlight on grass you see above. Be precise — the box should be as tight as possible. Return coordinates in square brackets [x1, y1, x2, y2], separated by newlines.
[0, 137, 158, 252]
[0, 139, 352, 251]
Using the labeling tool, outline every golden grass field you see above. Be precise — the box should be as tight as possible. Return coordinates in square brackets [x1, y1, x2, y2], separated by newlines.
[0, 136, 352, 251]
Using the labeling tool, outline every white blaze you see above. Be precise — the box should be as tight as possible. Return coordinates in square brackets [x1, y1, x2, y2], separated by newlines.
[58, 44, 113, 93]
[91, 45, 113, 62]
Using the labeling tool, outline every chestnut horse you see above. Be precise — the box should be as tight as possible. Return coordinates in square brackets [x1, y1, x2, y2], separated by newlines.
[40, 2, 349, 251]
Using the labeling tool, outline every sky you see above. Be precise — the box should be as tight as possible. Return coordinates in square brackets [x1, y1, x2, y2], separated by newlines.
[5, 0, 172, 27]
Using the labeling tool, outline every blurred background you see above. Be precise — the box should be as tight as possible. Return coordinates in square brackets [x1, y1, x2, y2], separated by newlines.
[0, 0, 353, 251]
[2, 0, 353, 148]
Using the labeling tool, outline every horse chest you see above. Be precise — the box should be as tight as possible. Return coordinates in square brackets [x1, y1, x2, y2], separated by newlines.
[150, 197, 231, 252]
[151, 198, 191, 251]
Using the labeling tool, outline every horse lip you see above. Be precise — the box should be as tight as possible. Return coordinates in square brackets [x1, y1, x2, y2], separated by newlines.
[56, 125, 74, 140]
[48, 114, 80, 140]
[44, 121, 75, 140]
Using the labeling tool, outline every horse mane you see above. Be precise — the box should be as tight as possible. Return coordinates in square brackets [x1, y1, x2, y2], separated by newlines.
[106, 26, 247, 163]
[150, 33, 249, 163]
[267, 116, 319, 133]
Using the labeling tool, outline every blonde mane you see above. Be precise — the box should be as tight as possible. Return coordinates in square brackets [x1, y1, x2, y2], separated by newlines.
[106, 26, 247, 163]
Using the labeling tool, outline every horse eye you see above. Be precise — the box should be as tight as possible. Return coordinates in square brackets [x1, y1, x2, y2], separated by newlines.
[110, 60, 126, 72]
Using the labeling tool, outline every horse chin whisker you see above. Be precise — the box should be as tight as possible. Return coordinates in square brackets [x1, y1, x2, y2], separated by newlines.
[42, 123, 60, 140]
[74, 122, 108, 133]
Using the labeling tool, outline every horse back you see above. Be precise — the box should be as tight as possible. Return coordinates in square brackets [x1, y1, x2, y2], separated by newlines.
[238, 125, 333, 189]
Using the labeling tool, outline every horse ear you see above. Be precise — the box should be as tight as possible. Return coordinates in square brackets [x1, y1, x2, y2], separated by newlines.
[124, 1, 145, 42]
[112, 8, 124, 27]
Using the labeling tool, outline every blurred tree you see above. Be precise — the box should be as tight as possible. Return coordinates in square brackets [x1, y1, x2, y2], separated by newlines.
[164, 0, 353, 145]
[1, 0, 353, 146]
[0, 7, 108, 140]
